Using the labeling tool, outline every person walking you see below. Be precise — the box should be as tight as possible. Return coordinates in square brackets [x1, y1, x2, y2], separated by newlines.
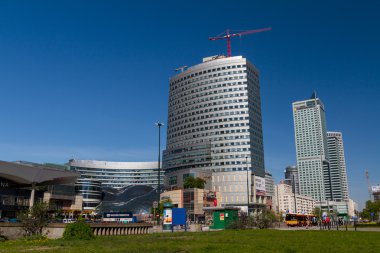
[326, 216, 331, 230]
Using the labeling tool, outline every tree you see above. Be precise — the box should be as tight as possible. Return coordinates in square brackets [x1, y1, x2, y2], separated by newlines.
[151, 198, 172, 216]
[195, 177, 206, 189]
[360, 200, 380, 221]
[184, 176, 206, 189]
[17, 202, 49, 237]
[312, 206, 322, 219]
[253, 209, 276, 229]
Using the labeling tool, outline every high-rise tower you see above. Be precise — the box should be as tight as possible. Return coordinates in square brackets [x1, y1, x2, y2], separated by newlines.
[284, 166, 300, 195]
[163, 55, 265, 207]
[292, 94, 329, 201]
[327, 132, 349, 201]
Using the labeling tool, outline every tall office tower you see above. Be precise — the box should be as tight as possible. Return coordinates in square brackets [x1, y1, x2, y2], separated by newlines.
[164, 55, 265, 207]
[284, 166, 300, 194]
[265, 171, 275, 198]
[292, 93, 330, 201]
[327, 132, 349, 201]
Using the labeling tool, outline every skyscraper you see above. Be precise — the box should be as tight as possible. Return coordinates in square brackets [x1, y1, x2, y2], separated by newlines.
[284, 166, 300, 195]
[163, 55, 265, 208]
[292, 93, 329, 201]
[293, 94, 350, 203]
[327, 132, 349, 201]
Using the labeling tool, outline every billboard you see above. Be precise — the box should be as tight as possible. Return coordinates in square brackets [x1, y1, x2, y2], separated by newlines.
[163, 209, 172, 225]
[372, 186, 380, 193]
[172, 208, 186, 226]
[255, 176, 266, 196]
[102, 212, 133, 222]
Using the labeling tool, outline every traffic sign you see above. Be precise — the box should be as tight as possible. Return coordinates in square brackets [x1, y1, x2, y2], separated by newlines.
[153, 201, 158, 208]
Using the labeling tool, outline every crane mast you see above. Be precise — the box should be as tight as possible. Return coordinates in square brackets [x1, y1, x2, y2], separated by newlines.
[209, 27, 272, 57]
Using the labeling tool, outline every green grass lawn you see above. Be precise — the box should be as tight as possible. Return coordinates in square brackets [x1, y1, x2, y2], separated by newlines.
[0, 230, 379, 253]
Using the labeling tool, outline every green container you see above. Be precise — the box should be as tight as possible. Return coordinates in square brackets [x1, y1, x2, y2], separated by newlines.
[211, 209, 238, 229]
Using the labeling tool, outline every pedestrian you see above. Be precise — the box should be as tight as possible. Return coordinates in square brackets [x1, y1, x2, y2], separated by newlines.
[326, 216, 331, 230]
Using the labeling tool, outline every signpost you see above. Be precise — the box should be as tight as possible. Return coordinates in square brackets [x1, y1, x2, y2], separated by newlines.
[153, 201, 158, 225]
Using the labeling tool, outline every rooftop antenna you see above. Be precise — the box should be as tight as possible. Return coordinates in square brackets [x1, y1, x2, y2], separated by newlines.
[175, 66, 188, 72]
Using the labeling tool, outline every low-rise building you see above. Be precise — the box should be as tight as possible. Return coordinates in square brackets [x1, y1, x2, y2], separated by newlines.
[276, 182, 315, 214]
[160, 188, 221, 222]
[0, 160, 80, 218]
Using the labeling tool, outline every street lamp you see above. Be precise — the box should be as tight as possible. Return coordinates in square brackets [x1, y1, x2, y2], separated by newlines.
[155, 121, 164, 224]
[246, 156, 250, 215]
[292, 175, 297, 214]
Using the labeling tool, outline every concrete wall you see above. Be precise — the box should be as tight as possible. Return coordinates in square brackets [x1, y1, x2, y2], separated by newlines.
[0, 223, 66, 240]
[0, 223, 153, 240]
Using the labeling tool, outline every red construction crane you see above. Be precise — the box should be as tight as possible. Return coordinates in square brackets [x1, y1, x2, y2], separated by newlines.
[209, 27, 272, 57]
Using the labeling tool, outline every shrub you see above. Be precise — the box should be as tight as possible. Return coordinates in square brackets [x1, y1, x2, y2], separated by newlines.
[17, 202, 49, 237]
[63, 221, 94, 240]
[253, 210, 276, 229]
[226, 219, 246, 229]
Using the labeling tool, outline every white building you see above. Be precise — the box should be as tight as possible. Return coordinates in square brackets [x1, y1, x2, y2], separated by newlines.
[317, 199, 357, 218]
[276, 183, 316, 215]
[69, 159, 163, 189]
[163, 55, 266, 211]
[293, 94, 329, 201]
[327, 132, 349, 201]
[292, 94, 351, 207]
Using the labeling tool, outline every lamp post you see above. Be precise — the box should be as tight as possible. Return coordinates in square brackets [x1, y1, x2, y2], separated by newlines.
[155, 121, 164, 225]
[246, 156, 250, 216]
[292, 175, 297, 214]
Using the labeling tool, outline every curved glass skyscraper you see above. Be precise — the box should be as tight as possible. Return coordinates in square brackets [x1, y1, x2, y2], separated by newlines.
[163, 55, 265, 207]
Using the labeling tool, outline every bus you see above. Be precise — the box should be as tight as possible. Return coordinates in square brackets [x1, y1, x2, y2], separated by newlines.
[285, 214, 316, 227]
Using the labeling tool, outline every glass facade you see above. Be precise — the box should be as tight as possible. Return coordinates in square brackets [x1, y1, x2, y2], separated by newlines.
[164, 56, 265, 206]
[75, 179, 102, 210]
[0, 178, 43, 218]
[69, 160, 164, 189]
[327, 132, 349, 201]
[293, 98, 328, 201]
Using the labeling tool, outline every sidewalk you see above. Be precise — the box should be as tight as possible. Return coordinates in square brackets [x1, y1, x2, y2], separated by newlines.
[272, 223, 380, 232]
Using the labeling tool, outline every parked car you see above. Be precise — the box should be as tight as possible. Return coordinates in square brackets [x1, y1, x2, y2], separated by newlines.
[63, 219, 75, 223]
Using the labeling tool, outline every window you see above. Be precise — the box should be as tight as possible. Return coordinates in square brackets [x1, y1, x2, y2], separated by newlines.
[169, 176, 177, 185]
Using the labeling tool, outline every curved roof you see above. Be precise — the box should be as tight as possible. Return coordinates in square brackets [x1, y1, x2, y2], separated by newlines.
[69, 159, 159, 170]
[0, 160, 79, 186]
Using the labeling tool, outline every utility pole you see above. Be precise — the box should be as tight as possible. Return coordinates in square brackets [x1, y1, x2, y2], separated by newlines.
[155, 121, 164, 225]
[365, 170, 372, 201]
[246, 156, 250, 215]
[292, 175, 297, 214]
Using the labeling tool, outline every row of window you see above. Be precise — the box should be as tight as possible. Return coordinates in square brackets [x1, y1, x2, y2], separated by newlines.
[168, 110, 249, 137]
[168, 101, 249, 132]
[169, 104, 248, 124]
[169, 81, 248, 111]
[170, 71, 247, 97]
[1, 195, 29, 206]
[71, 167, 159, 172]
[168, 122, 250, 148]
[170, 64, 251, 86]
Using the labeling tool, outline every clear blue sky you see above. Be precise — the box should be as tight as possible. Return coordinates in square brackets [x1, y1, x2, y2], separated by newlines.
[0, 1, 379, 209]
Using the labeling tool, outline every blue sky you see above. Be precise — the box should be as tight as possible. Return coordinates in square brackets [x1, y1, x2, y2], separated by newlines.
[0, 1, 379, 209]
